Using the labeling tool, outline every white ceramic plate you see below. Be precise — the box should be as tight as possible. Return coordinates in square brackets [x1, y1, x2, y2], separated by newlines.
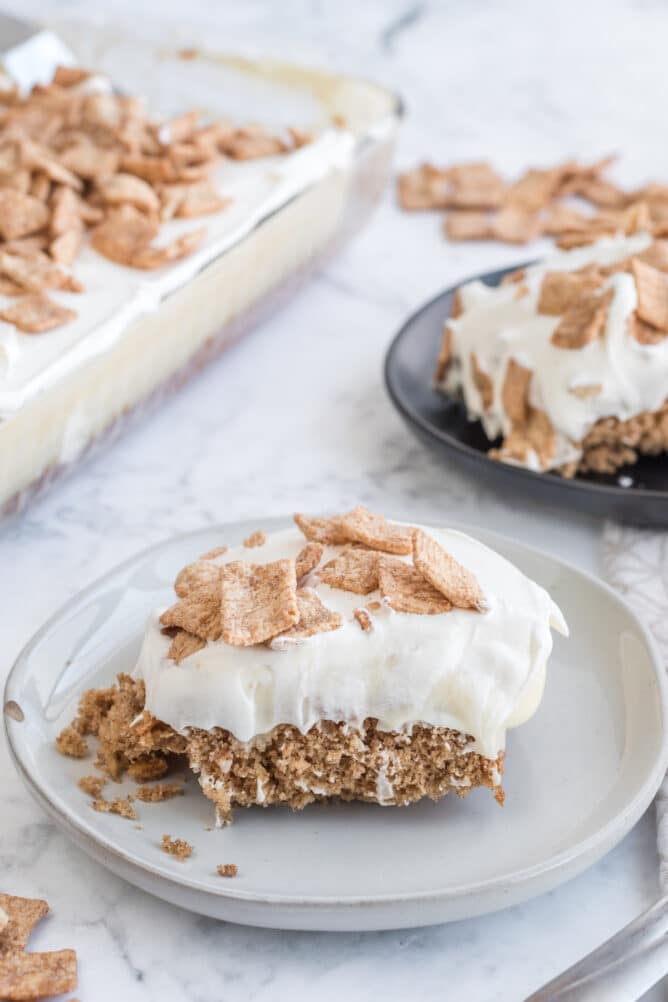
[4, 517, 668, 931]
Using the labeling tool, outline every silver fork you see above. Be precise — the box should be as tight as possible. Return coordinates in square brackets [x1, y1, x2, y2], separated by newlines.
[527, 895, 668, 1000]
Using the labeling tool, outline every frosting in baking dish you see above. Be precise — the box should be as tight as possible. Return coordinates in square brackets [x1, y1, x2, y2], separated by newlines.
[440, 233, 668, 471]
[134, 525, 567, 759]
[0, 127, 354, 419]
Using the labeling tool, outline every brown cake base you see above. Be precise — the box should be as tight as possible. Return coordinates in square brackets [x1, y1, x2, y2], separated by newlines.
[490, 399, 668, 478]
[560, 399, 668, 476]
[64, 674, 505, 824]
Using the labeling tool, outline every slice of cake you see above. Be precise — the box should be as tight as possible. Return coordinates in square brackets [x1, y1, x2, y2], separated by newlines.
[436, 234, 668, 476]
[61, 508, 567, 824]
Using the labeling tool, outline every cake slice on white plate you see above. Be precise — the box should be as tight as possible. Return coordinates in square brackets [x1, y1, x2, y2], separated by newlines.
[59, 507, 567, 824]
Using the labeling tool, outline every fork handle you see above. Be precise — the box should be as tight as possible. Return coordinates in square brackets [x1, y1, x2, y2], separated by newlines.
[526, 896, 668, 1001]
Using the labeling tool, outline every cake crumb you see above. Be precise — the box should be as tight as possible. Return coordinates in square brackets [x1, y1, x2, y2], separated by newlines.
[136, 783, 184, 803]
[161, 834, 193, 861]
[243, 530, 266, 548]
[217, 864, 238, 878]
[135, 825, 144, 831]
[78, 775, 106, 798]
[55, 726, 88, 758]
[92, 795, 136, 820]
[128, 755, 169, 782]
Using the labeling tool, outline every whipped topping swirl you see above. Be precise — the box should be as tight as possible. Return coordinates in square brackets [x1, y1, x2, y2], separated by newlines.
[441, 233, 668, 471]
[134, 524, 567, 758]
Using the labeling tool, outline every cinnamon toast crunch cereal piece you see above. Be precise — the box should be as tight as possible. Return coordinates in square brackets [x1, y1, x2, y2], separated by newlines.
[339, 507, 414, 555]
[160, 578, 222, 640]
[174, 560, 221, 597]
[447, 162, 506, 209]
[444, 211, 491, 241]
[0, 251, 82, 293]
[397, 163, 452, 210]
[0, 191, 49, 240]
[413, 529, 485, 610]
[220, 559, 298, 646]
[378, 556, 452, 614]
[538, 270, 604, 315]
[435, 325, 453, 382]
[0, 950, 78, 1000]
[353, 607, 373, 631]
[268, 588, 342, 647]
[318, 547, 379, 594]
[128, 228, 206, 269]
[501, 359, 532, 425]
[0, 292, 77, 333]
[471, 352, 493, 411]
[97, 172, 160, 214]
[166, 629, 206, 663]
[491, 206, 541, 244]
[631, 258, 668, 332]
[295, 541, 323, 577]
[628, 312, 668, 344]
[0, 896, 77, 1001]
[551, 289, 612, 349]
[90, 205, 159, 265]
[294, 513, 349, 545]
[0, 896, 49, 952]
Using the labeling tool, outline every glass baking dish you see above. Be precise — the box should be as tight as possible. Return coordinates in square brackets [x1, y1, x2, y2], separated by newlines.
[0, 21, 401, 516]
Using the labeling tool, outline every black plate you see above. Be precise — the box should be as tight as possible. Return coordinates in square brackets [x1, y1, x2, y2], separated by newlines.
[385, 264, 668, 527]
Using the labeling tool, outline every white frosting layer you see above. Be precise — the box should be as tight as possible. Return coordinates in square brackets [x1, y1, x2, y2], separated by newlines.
[0, 128, 355, 419]
[441, 234, 668, 471]
[133, 524, 567, 759]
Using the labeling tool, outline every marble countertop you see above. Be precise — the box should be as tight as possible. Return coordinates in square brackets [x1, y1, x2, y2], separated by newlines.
[1, 1, 667, 998]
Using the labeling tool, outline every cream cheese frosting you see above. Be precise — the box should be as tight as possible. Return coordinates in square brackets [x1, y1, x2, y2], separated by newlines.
[440, 233, 668, 471]
[133, 524, 567, 759]
[0, 120, 354, 418]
